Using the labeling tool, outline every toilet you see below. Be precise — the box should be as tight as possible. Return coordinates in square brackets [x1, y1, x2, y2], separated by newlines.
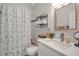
[26, 38, 38, 56]
[26, 46, 38, 56]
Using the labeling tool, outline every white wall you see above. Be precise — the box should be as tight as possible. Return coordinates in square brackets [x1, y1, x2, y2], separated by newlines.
[34, 3, 52, 16]
[48, 5, 55, 32]
[31, 3, 55, 39]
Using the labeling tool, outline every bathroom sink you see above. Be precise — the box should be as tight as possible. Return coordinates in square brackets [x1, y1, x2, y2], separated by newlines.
[44, 39, 71, 49]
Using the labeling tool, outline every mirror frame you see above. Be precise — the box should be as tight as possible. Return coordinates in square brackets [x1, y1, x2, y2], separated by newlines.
[54, 3, 77, 31]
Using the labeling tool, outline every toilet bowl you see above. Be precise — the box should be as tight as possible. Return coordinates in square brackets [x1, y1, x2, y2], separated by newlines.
[26, 46, 38, 56]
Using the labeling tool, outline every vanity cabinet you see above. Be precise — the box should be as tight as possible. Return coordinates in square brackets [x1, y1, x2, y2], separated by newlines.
[38, 42, 64, 56]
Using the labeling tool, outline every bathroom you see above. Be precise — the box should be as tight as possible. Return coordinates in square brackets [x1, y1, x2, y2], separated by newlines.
[0, 3, 79, 56]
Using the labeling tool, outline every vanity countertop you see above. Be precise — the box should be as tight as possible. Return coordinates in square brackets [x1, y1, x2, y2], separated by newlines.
[38, 38, 79, 56]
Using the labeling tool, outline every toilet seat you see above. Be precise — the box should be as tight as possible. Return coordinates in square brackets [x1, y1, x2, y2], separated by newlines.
[26, 46, 38, 56]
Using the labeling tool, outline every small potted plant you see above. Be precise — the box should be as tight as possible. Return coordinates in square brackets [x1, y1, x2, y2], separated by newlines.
[50, 33, 55, 39]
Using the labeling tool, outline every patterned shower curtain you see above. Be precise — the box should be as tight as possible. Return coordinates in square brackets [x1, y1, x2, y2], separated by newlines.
[0, 5, 31, 56]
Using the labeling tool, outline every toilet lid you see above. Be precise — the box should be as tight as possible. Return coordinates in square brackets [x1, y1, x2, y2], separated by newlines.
[27, 46, 38, 52]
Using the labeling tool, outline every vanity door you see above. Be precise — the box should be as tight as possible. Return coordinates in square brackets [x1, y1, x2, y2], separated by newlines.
[38, 43, 64, 56]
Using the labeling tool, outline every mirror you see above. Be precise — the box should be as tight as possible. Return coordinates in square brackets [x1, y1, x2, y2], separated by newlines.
[55, 3, 76, 31]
